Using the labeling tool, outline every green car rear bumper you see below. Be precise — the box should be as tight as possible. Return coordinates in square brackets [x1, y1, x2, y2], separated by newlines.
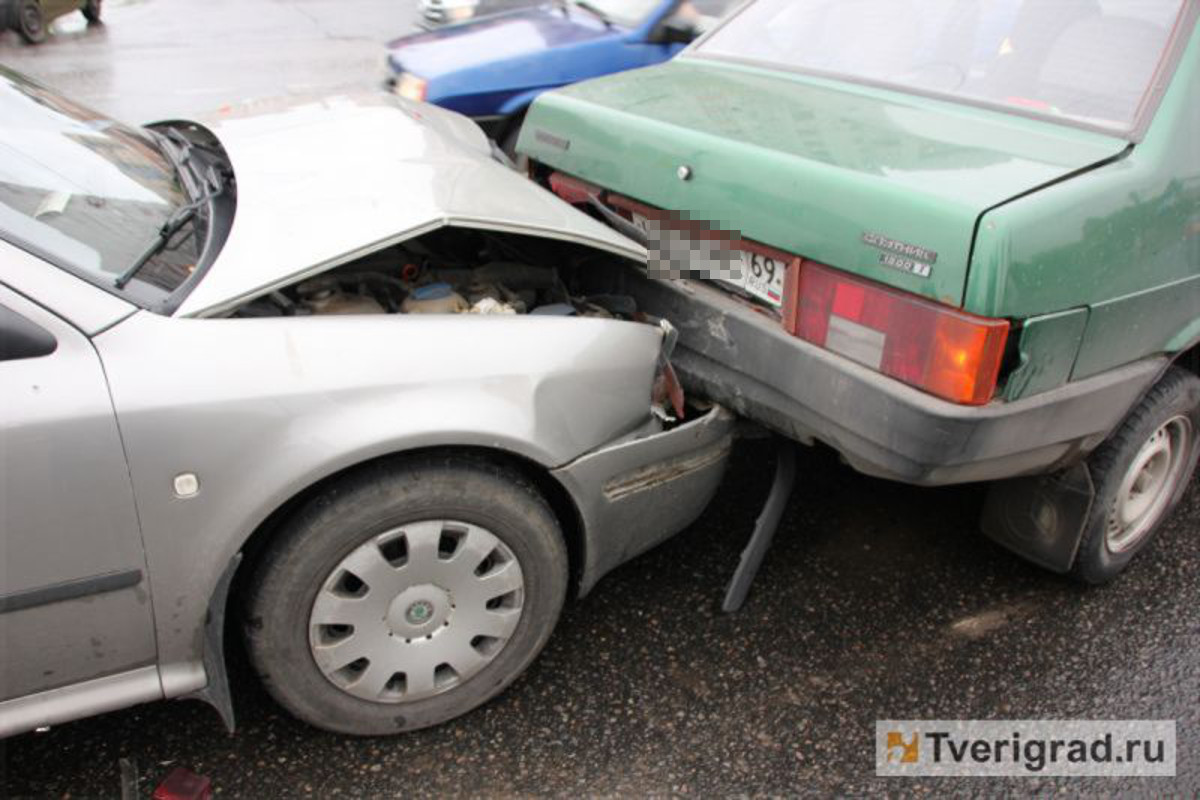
[624, 270, 1165, 487]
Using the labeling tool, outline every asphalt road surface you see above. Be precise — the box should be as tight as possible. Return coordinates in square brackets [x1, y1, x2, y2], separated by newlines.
[0, 0, 416, 122]
[2, 1, 1198, 795]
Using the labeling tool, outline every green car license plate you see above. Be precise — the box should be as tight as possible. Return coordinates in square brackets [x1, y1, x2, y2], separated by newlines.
[633, 212, 785, 308]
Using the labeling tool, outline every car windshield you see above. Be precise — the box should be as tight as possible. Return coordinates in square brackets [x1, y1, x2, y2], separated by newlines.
[696, 0, 1188, 132]
[0, 69, 198, 297]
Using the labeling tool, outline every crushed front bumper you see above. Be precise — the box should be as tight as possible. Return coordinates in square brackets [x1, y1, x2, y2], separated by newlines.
[553, 405, 736, 595]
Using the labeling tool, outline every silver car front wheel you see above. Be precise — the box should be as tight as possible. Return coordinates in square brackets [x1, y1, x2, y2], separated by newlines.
[309, 520, 524, 703]
[246, 457, 567, 735]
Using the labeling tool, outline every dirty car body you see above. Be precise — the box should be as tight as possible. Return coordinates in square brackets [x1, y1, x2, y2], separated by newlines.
[519, 0, 1200, 579]
[0, 69, 732, 738]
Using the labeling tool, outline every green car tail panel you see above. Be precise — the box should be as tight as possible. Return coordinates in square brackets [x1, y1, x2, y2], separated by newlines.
[1002, 308, 1089, 402]
[518, 58, 1127, 306]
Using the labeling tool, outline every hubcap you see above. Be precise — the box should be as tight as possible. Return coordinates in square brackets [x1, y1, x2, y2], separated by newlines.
[382, 584, 451, 638]
[405, 600, 433, 625]
[309, 520, 524, 703]
[1105, 416, 1193, 554]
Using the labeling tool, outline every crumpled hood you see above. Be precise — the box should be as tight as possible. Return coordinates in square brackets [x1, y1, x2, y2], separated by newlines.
[175, 93, 644, 317]
[387, 7, 612, 78]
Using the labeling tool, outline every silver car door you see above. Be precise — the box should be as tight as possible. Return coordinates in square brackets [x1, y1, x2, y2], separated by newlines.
[0, 284, 157, 703]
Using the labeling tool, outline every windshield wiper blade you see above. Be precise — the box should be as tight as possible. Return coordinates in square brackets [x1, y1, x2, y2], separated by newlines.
[114, 170, 225, 290]
[159, 127, 230, 189]
[572, 0, 612, 26]
[150, 128, 201, 188]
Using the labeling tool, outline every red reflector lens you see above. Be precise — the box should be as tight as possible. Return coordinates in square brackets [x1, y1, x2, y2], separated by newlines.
[152, 767, 212, 800]
[792, 263, 1009, 405]
[548, 172, 600, 205]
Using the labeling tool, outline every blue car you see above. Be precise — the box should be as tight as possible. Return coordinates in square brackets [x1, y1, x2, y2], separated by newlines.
[385, 0, 736, 151]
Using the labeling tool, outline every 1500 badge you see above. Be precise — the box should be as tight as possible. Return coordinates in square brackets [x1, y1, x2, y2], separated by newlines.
[862, 232, 937, 279]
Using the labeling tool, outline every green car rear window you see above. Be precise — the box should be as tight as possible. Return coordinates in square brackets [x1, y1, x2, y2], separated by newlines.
[696, 0, 1188, 133]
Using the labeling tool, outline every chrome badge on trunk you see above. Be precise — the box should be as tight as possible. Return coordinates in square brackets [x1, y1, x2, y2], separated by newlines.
[862, 232, 937, 279]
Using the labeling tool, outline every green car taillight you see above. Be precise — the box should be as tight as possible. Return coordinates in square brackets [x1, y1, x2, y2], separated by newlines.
[787, 262, 1010, 406]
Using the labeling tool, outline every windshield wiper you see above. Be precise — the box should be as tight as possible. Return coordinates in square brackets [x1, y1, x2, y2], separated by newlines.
[114, 167, 226, 290]
[572, 0, 612, 26]
[164, 128, 227, 174]
[158, 127, 231, 192]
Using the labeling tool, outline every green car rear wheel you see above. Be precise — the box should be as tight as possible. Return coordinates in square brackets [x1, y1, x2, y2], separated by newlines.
[1071, 367, 1200, 584]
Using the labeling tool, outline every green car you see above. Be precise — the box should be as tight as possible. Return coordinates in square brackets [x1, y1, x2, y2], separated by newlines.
[3, 0, 100, 44]
[519, 0, 1200, 583]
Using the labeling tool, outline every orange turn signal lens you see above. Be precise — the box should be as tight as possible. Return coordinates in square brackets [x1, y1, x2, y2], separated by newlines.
[392, 72, 428, 102]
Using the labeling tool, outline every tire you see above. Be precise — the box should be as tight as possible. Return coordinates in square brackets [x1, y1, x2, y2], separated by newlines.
[82, 0, 101, 24]
[16, 0, 46, 44]
[1071, 366, 1200, 584]
[244, 456, 568, 735]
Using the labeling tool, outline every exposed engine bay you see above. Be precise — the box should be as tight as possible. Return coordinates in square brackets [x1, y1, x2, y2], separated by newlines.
[232, 227, 644, 321]
[231, 227, 691, 421]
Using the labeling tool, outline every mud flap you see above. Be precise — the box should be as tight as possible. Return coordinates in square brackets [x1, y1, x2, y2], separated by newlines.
[980, 462, 1095, 573]
[722, 438, 797, 613]
[182, 553, 241, 733]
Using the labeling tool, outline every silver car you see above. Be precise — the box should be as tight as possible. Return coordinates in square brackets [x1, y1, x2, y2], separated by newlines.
[0, 68, 733, 737]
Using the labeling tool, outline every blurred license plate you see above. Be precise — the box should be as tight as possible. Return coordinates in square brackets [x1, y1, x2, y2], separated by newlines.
[634, 213, 785, 308]
[740, 250, 786, 307]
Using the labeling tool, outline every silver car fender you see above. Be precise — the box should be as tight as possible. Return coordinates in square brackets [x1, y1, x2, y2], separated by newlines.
[93, 310, 664, 696]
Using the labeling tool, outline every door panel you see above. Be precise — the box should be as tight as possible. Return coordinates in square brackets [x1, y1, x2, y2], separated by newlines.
[0, 285, 156, 700]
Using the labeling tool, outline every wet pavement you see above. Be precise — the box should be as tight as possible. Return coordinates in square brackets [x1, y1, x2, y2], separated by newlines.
[0, 0, 417, 122]
[2, 1, 1199, 796]
[2, 440, 1198, 796]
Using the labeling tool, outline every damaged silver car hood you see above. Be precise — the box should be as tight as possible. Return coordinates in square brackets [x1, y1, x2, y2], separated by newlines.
[175, 94, 645, 318]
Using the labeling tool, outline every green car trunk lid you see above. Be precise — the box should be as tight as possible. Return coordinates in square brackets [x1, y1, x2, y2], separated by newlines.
[518, 58, 1130, 309]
